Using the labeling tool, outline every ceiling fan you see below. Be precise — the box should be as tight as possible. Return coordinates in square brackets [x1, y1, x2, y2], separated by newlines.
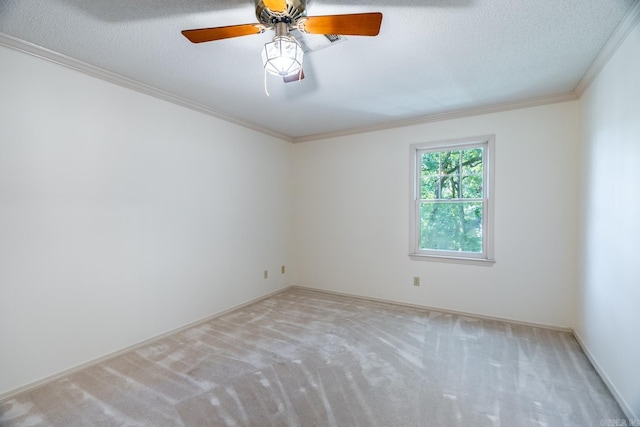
[181, 0, 383, 84]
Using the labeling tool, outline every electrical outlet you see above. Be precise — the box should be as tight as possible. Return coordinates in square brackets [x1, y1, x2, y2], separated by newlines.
[281, 265, 286, 274]
[413, 276, 420, 287]
[264, 270, 268, 279]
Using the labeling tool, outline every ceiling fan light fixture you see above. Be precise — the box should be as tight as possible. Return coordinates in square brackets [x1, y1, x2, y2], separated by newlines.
[182, 2, 383, 84]
[261, 35, 304, 77]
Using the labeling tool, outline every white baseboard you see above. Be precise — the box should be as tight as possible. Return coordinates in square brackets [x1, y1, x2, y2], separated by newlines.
[5, 283, 632, 424]
[291, 285, 573, 332]
[573, 331, 637, 422]
[294, 285, 638, 420]
[0, 286, 293, 402]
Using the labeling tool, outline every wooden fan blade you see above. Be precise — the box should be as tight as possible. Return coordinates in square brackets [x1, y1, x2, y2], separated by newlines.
[284, 69, 305, 83]
[182, 24, 263, 43]
[300, 12, 383, 36]
[263, 0, 287, 13]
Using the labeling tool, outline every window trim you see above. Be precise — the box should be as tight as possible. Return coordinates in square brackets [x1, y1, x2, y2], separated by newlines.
[409, 135, 495, 265]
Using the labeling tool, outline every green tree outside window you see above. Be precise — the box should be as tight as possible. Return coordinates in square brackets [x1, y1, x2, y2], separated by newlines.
[419, 147, 484, 253]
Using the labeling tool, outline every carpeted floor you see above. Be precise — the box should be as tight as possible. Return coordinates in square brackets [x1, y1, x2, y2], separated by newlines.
[0, 287, 626, 426]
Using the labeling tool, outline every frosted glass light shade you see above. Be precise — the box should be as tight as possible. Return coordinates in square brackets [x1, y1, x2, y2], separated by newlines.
[261, 36, 304, 77]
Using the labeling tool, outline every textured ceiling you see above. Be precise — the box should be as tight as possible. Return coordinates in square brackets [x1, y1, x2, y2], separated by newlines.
[0, 0, 636, 140]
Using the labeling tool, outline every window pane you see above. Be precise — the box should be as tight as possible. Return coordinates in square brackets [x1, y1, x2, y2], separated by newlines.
[439, 175, 460, 199]
[440, 150, 460, 175]
[461, 175, 483, 198]
[421, 176, 439, 199]
[461, 148, 483, 175]
[420, 152, 440, 176]
[419, 202, 483, 253]
[411, 137, 493, 261]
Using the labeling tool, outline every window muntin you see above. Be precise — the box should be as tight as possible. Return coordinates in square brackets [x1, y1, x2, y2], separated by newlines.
[410, 136, 494, 263]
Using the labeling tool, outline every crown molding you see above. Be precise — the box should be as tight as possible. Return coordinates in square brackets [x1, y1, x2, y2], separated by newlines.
[0, 33, 294, 143]
[292, 92, 578, 143]
[0, 32, 581, 146]
[574, 0, 640, 96]
[5, 0, 637, 147]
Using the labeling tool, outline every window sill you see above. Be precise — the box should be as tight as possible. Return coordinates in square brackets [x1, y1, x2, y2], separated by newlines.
[409, 254, 495, 266]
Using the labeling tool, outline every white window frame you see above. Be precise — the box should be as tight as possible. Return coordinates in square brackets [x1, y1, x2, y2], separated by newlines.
[409, 135, 495, 265]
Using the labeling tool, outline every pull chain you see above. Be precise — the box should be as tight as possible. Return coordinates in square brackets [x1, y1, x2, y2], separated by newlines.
[264, 67, 270, 96]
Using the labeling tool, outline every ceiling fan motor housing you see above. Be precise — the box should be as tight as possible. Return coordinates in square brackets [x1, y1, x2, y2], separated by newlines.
[255, 0, 307, 27]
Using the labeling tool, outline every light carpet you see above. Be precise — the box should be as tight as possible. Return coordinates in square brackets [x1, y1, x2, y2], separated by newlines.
[0, 288, 626, 426]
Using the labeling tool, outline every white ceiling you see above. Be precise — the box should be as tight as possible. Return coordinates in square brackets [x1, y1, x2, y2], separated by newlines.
[0, 0, 636, 141]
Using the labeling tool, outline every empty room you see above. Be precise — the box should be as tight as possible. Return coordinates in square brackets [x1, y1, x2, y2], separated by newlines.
[1, 0, 639, 425]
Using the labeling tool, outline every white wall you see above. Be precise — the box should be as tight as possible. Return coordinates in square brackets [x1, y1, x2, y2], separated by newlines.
[577, 19, 640, 419]
[4, 21, 637, 418]
[0, 45, 292, 396]
[293, 102, 579, 328]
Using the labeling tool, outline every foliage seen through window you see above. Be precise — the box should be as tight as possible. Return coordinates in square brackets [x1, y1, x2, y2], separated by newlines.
[419, 147, 484, 253]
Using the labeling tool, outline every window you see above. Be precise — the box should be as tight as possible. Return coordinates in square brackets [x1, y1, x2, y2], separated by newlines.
[410, 135, 495, 264]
